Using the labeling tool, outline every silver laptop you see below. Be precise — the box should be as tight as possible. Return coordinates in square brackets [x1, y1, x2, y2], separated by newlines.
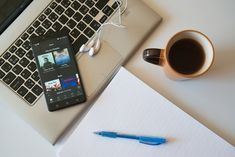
[0, 0, 161, 144]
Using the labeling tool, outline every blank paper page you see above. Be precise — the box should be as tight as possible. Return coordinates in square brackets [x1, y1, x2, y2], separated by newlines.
[58, 67, 235, 157]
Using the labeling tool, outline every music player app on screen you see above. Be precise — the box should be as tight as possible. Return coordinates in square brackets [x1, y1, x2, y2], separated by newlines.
[31, 34, 86, 111]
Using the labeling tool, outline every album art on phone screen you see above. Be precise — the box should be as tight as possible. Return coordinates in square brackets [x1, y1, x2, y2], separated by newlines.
[37, 52, 55, 70]
[45, 79, 62, 92]
[53, 48, 71, 65]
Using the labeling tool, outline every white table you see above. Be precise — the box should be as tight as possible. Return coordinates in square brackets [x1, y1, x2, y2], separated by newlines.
[0, 0, 234, 156]
[126, 0, 235, 146]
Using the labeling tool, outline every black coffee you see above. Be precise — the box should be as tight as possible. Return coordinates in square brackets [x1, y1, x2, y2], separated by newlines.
[168, 39, 205, 74]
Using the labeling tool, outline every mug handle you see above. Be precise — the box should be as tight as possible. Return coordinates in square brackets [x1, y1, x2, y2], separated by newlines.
[143, 49, 164, 66]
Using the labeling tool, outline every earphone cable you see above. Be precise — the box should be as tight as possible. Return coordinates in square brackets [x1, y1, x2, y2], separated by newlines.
[97, 0, 128, 41]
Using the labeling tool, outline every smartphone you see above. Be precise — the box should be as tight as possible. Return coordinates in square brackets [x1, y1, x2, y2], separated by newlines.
[30, 33, 86, 111]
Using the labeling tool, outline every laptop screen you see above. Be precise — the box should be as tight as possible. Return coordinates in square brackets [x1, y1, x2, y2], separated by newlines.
[0, 0, 33, 35]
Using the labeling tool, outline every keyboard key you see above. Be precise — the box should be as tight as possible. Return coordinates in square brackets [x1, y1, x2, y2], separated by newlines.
[32, 84, 43, 96]
[68, 36, 74, 43]
[52, 22, 62, 31]
[44, 8, 52, 15]
[79, 5, 89, 15]
[2, 62, 12, 72]
[50, 2, 57, 9]
[59, 15, 69, 24]
[95, 0, 109, 10]
[9, 45, 17, 53]
[45, 29, 56, 36]
[8, 55, 19, 65]
[35, 26, 46, 36]
[61, 26, 71, 35]
[85, 0, 95, 7]
[90, 20, 101, 30]
[22, 41, 31, 50]
[77, 21, 86, 31]
[48, 12, 59, 22]
[78, 0, 85, 3]
[67, 19, 76, 29]
[42, 19, 52, 29]
[3, 52, 11, 60]
[17, 86, 28, 97]
[21, 69, 31, 79]
[15, 39, 23, 47]
[31, 71, 40, 81]
[89, 7, 99, 17]
[70, 28, 80, 38]
[21, 33, 29, 40]
[99, 15, 108, 24]
[25, 92, 37, 104]
[33, 20, 40, 28]
[102, 5, 113, 16]
[15, 48, 26, 58]
[19, 57, 30, 67]
[71, 1, 81, 10]
[0, 58, 5, 66]
[27, 27, 35, 34]
[0, 69, 5, 79]
[29, 33, 38, 40]
[24, 79, 35, 89]
[73, 12, 83, 22]
[72, 34, 88, 53]
[12, 64, 23, 75]
[112, 1, 120, 9]
[84, 27, 94, 37]
[3, 72, 16, 85]
[65, 7, 75, 17]
[26, 50, 34, 60]
[55, 5, 65, 15]
[38, 14, 46, 21]
[10, 76, 24, 91]
[27, 62, 37, 72]
[83, 14, 93, 24]
[61, 0, 71, 8]
[46, 28, 54, 35]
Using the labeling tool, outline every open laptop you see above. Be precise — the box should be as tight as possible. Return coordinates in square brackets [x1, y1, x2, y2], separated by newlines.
[0, 0, 161, 144]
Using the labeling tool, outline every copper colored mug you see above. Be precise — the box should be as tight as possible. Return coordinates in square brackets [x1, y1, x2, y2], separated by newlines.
[143, 30, 214, 80]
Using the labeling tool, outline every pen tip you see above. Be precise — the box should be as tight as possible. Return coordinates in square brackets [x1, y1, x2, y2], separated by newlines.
[93, 131, 100, 135]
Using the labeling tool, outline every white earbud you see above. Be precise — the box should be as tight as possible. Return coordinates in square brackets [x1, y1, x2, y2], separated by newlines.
[79, 44, 88, 53]
[79, 38, 101, 56]
[79, 39, 95, 53]
[88, 39, 101, 57]
[78, 0, 127, 57]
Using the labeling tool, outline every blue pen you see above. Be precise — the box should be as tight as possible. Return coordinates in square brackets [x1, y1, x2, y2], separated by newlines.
[94, 131, 167, 145]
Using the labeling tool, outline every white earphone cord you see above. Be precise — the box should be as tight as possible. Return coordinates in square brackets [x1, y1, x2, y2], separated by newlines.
[79, 0, 128, 56]
[97, 0, 128, 41]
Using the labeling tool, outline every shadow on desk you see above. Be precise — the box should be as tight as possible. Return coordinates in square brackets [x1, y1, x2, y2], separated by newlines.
[207, 47, 235, 81]
[196, 47, 235, 146]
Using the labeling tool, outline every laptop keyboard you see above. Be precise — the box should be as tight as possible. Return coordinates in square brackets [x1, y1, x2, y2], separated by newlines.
[0, 0, 121, 105]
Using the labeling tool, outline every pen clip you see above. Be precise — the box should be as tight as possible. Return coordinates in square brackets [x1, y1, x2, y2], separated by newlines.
[139, 136, 167, 145]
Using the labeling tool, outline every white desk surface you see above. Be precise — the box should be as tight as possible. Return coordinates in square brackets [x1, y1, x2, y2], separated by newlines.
[0, 0, 234, 156]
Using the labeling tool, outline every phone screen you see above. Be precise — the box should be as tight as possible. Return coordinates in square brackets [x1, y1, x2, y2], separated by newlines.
[31, 34, 86, 111]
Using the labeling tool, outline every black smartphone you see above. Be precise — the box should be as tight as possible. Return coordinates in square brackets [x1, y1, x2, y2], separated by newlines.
[30, 33, 86, 111]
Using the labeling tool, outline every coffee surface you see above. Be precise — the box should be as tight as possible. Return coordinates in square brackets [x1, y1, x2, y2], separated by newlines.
[169, 39, 205, 74]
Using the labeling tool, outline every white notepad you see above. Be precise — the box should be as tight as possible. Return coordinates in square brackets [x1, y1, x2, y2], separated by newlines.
[57, 67, 235, 157]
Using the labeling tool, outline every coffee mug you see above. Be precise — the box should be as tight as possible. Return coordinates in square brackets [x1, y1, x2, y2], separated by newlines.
[143, 30, 215, 80]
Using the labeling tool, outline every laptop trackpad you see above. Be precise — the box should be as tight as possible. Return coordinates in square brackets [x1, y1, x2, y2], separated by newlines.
[77, 41, 122, 97]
